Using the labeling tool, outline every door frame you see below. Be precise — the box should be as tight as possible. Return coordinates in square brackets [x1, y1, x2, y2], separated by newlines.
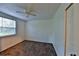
[64, 3, 73, 56]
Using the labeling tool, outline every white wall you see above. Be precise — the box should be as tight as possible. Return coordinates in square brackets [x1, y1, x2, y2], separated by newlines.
[25, 4, 69, 56]
[0, 19, 25, 52]
[49, 4, 71, 56]
[50, 4, 65, 56]
[25, 20, 53, 43]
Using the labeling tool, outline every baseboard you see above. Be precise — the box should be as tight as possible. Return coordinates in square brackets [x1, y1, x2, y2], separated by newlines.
[24, 40, 52, 44]
[25, 38, 52, 43]
[51, 43, 57, 56]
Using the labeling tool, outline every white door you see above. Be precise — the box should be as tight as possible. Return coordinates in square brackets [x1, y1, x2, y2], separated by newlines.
[66, 4, 76, 56]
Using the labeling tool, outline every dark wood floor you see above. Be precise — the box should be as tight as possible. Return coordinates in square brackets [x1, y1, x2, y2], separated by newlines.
[0, 40, 57, 56]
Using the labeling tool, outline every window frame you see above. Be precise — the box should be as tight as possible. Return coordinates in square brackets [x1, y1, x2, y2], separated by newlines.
[0, 16, 17, 38]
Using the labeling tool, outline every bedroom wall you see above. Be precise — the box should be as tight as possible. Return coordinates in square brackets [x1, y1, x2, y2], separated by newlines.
[25, 4, 69, 56]
[25, 20, 53, 43]
[50, 4, 69, 56]
[50, 4, 65, 55]
[0, 19, 25, 52]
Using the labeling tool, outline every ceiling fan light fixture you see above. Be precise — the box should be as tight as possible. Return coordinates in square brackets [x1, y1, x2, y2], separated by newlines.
[16, 4, 37, 18]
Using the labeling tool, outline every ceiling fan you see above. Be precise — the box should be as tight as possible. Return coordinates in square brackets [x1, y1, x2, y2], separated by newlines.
[16, 4, 37, 17]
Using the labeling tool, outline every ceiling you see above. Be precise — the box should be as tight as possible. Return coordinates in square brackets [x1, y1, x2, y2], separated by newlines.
[0, 3, 60, 21]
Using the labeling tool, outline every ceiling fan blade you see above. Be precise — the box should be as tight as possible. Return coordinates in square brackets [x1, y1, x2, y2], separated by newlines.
[16, 4, 37, 18]
[16, 11, 23, 13]
[31, 13, 36, 16]
[26, 14, 29, 17]
[16, 9, 26, 13]
[25, 11, 37, 16]
[29, 4, 34, 12]
[25, 13, 36, 18]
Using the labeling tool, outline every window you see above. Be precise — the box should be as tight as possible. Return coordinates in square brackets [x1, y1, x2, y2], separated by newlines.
[0, 17, 16, 37]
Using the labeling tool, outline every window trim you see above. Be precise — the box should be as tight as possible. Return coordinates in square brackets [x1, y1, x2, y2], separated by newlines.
[0, 16, 17, 38]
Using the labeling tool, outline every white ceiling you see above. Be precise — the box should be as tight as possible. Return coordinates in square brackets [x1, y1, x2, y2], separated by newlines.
[0, 3, 60, 21]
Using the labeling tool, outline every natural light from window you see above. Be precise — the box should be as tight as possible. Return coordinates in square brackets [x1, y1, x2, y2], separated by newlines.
[0, 17, 16, 37]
